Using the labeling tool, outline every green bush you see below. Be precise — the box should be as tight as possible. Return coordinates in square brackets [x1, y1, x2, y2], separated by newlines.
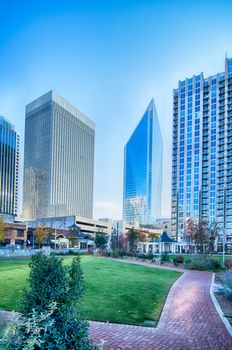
[160, 254, 170, 263]
[1, 253, 96, 349]
[184, 257, 221, 271]
[225, 259, 232, 269]
[209, 258, 221, 271]
[173, 254, 184, 266]
[101, 250, 111, 257]
[136, 253, 153, 260]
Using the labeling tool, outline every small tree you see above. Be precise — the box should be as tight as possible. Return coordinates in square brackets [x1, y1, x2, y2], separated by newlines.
[185, 217, 198, 253]
[94, 231, 109, 252]
[207, 222, 219, 254]
[0, 219, 6, 245]
[110, 229, 119, 252]
[127, 229, 138, 255]
[193, 220, 209, 252]
[118, 234, 128, 252]
[34, 225, 49, 248]
[2, 253, 95, 349]
[185, 218, 218, 254]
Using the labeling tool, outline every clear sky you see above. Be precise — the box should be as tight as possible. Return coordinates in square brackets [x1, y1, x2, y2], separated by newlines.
[1, 0, 232, 220]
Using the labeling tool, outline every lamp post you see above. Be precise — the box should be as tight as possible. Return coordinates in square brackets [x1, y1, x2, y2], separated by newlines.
[32, 229, 35, 249]
[222, 228, 226, 268]
[53, 220, 65, 251]
[222, 187, 227, 268]
[54, 228, 57, 250]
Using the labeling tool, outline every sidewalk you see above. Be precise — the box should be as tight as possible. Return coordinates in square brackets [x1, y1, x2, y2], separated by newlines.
[89, 261, 232, 350]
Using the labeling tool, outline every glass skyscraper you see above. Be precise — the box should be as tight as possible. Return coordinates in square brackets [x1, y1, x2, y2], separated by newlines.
[0, 116, 19, 217]
[172, 57, 232, 246]
[123, 99, 162, 225]
[23, 91, 95, 220]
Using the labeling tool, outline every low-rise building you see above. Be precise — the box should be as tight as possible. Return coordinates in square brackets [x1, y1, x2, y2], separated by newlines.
[112, 219, 161, 240]
[22, 215, 112, 235]
[4, 222, 27, 246]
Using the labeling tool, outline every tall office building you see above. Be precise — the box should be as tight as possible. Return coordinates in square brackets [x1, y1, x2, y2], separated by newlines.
[172, 57, 232, 245]
[23, 91, 95, 220]
[123, 99, 163, 225]
[0, 116, 19, 219]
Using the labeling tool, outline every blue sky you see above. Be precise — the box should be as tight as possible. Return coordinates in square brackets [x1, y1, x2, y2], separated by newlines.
[1, 0, 232, 219]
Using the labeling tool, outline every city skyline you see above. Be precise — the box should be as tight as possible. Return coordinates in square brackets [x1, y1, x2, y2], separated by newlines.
[123, 99, 162, 225]
[1, 1, 232, 219]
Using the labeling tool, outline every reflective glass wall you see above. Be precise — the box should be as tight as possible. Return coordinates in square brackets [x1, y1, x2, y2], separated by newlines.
[0, 116, 19, 216]
[123, 99, 162, 225]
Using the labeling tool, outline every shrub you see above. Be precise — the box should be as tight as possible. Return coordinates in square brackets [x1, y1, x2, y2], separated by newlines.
[112, 249, 120, 258]
[160, 254, 170, 263]
[184, 259, 206, 271]
[184, 257, 221, 271]
[218, 270, 232, 298]
[101, 250, 111, 257]
[173, 254, 184, 266]
[136, 253, 153, 260]
[2, 253, 96, 349]
[225, 259, 232, 269]
[208, 258, 221, 271]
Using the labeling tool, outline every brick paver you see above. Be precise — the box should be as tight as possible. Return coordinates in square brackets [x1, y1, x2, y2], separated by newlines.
[89, 261, 232, 350]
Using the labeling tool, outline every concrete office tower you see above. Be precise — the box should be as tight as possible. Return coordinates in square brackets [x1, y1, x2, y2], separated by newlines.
[123, 99, 163, 225]
[172, 57, 232, 247]
[0, 116, 19, 220]
[23, 91, 95, 220]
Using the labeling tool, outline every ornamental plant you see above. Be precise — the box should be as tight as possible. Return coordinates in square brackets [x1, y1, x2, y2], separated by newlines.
[2, 253, 96, 350]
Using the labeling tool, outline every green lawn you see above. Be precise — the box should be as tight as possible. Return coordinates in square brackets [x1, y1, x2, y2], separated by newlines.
[0, 256, 181, 326]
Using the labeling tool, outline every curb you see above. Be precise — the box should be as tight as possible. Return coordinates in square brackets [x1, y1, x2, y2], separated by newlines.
[210, 273, 232, 337]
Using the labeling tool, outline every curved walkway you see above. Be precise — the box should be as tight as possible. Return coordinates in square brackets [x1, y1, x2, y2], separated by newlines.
[89, 260, 232, 350]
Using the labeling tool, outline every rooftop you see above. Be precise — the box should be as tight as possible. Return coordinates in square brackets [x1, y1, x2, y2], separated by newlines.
[26, 90, 95, 130]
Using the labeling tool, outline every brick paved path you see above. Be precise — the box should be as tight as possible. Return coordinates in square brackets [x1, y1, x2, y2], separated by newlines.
[89, 263, 232, 350]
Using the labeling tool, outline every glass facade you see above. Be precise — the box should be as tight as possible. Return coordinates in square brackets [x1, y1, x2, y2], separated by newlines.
[23, 91, 95, 220]
[0, 116, 19, 216]
[172, 57, 232, 245]
[123, 99, 162, 225]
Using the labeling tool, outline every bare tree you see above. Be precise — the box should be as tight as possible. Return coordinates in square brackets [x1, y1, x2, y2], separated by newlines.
[185, 218, 219, 254]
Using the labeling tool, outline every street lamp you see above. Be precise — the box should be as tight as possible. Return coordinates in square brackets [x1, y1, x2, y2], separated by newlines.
[222, 227, 226, 268]
[222, 186, 227, 268]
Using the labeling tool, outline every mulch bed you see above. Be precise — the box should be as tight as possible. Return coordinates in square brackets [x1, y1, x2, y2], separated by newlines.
[215, 293, 232, 326]
[214, 273, 232, 327]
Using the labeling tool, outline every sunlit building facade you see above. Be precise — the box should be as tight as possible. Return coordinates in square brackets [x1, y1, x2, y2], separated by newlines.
[0, 116, 19, 217]
[172, 57, 232, 247]
[23, 91, 95, 220]
[123, 99, 162, 225]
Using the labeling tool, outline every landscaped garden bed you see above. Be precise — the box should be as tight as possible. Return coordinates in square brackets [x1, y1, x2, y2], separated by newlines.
[118, 253, 232, 271]
[214, 270, 232, 327]
[0, 256, 181, 327]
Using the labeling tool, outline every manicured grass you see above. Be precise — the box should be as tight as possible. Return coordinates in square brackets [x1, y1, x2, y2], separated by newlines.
[0, 256, 181, 326]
